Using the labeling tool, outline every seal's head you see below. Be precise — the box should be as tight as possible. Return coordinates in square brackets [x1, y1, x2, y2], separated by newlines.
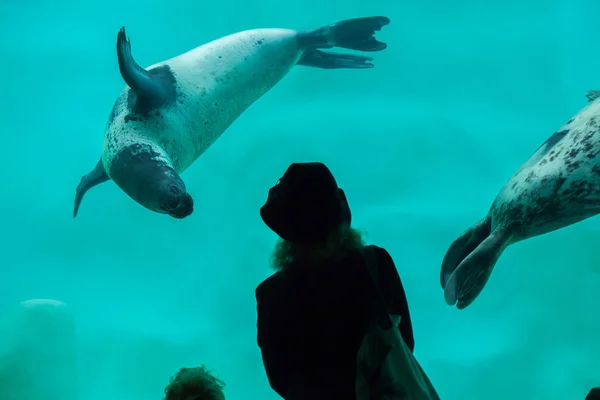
[131, 170, 194, 219]
[163, 366, 225, 400]
[110, 144, 194, 219]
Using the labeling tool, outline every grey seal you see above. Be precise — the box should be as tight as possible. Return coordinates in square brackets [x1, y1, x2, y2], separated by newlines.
[73, 16, 391, 219]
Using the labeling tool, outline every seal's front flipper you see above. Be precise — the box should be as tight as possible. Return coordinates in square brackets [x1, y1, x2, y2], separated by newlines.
[74, 158, 109, 218]
[586, 90, 600, 103]
[297, 49, 374, 69]
[302, 16, 390, 52]
[443, 226, 511, 310]
[116, 27, 176, 110]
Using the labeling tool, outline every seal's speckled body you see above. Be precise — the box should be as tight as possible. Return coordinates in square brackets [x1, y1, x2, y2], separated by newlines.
[73, 17, 391, 219]
[103, 28, 304, 176]
[441, 93, 600, 310]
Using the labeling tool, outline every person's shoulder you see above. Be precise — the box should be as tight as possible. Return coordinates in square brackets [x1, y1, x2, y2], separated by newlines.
[255, 270, 285, 300]
[363, 244, 396, 268]
[364, 244, 393, 259]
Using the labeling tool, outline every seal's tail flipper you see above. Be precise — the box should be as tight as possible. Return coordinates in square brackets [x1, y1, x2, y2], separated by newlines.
[297, 49, 374, 69]
[440, 217, 491, 290]
[301, 16, 390, 52]
[74, 158, 109, 218]
[443, 225, 511, 310]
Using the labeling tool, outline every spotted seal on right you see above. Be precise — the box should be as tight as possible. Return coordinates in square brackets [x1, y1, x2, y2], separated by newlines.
[441, 90, 600, 309]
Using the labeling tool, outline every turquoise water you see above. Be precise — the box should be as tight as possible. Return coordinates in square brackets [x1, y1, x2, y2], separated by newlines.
[1, 0, 600, 398]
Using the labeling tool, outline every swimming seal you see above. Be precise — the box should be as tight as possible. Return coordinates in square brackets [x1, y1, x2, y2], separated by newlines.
[73, 16, 391, 219]
[440, 91, 600, 309]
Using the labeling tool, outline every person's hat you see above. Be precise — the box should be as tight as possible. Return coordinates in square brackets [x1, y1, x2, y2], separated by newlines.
[260, 162, 351, 243]
[586, 388, 600, 400]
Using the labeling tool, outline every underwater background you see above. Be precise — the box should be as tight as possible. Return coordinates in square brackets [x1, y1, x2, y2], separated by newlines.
[1, 0, 600, 398]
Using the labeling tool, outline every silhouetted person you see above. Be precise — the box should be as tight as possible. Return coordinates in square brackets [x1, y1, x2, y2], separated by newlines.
[163, 366, 225, 400]
[255, 162, 414, 400]
[587, 388, 600, 400]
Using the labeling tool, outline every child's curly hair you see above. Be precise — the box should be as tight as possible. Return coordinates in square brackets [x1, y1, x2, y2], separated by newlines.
[163, 366, 225, 400]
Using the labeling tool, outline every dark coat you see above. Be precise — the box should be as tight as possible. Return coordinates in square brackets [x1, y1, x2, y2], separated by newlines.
[255, 245, 414, 400]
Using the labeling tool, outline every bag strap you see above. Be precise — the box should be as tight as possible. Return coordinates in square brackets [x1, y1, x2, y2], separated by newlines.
[362, 245, 378, 284]
[361, 245, 394, 330]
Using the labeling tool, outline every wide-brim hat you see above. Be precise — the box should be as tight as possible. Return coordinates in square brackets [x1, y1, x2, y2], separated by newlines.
[260, 162, 351, 243]
[587, 388, 600, 400]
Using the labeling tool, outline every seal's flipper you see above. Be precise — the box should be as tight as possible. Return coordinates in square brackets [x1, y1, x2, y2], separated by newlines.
[443, 227, 511, 310]
[297, 49, 374, 69]
[116, 27, 176, 110]
[586, 90, 600, 103]
[440, 217, 491, 290]
[300, 16, 390, 52]
[74, 158, 109, 218]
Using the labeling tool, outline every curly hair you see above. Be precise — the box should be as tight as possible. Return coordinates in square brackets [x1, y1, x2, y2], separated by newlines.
[270, 225, 366, 271]
[163, 366, 225, 400]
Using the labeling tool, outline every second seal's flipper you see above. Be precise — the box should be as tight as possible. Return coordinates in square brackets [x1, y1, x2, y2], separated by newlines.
[440, 217, 491, 290]
[443, 226, 512, 310]
[586, 90, 600, 103]
[74, 158, 109, 218]
[116, 27, 176, 110]
[300, 16, 390, 52]
[297, 49, 374, 69]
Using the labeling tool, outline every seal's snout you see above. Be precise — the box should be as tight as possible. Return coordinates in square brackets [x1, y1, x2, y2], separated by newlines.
[171, 192, 194, 219]
[160, 185, 194, 219]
